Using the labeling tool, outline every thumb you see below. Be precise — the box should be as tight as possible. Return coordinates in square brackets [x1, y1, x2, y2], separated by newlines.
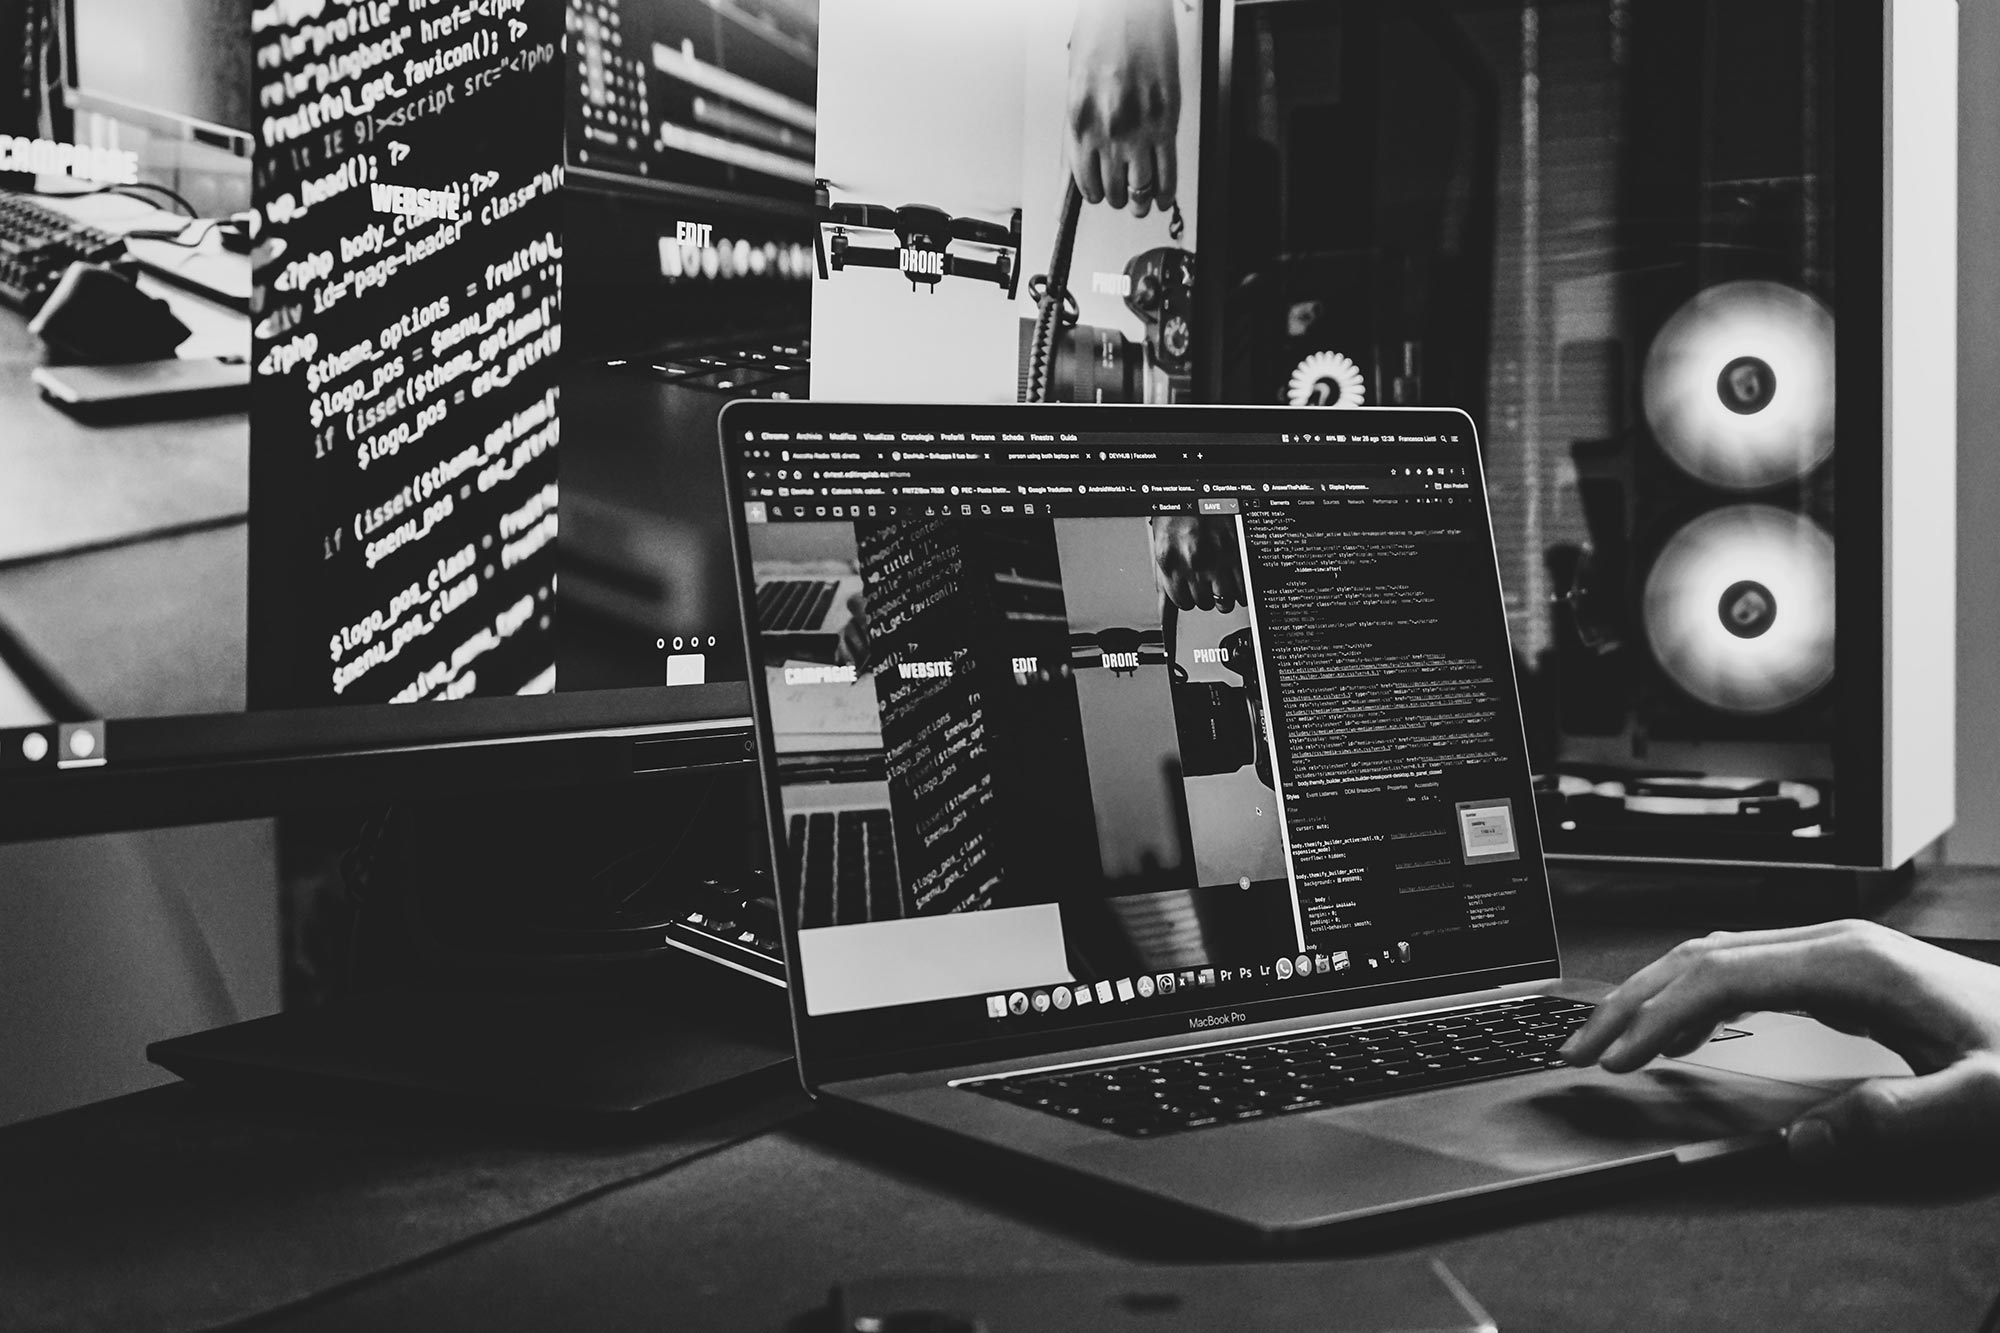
[1788, 1057, 2000, 1167]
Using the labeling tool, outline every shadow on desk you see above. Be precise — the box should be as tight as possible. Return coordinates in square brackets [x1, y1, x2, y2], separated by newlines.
[0, 1078, 807, 1333]
[776, 1104, 2000, 1333]
[786, 1097, 1703, 1262]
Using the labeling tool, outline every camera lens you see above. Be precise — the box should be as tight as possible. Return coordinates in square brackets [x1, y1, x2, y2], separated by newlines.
[1047, 323, 1145, 403]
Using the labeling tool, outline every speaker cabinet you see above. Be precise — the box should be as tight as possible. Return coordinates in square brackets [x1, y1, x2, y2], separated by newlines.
[1213, 0, 1956, 869]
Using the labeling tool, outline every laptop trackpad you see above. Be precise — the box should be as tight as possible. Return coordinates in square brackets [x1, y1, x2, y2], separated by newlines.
[1330, 1062, 1832, 1176]
[1667, 1010, 1911, 1088]
[1066, 1118, 1519, 1229]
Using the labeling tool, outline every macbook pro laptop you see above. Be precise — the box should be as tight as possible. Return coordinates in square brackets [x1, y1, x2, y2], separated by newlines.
[719, 401, 1907, 1239]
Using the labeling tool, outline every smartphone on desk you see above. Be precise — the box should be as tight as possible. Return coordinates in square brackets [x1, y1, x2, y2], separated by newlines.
[32, 356, 249, 422]
[832, 1257, 1496, 1333]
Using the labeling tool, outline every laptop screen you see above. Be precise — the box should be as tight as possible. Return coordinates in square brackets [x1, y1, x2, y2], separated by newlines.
[721, 404, 1560, 1071]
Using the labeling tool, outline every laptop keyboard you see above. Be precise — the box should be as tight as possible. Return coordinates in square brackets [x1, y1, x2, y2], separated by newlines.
[759, 578, 840, 632]
[642, 339, 809, 398]
[792, 808, 901, 927]
[972, 995, 1596, 1138]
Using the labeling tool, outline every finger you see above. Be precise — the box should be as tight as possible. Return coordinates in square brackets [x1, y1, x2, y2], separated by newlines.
[1126, 156, 1156, 219]
[1563, 937, 1721, 1066]
[1072, 144, 1106, 205]
[1162, 575, 1196, 612]
[1611, 925, 1850, 1009]
[1789, 1057, 2000, 1169]
[1200, 559, 1236, 613]
[1563, 923, 1855, 1066]
[1220, 561, 1247, 610]
[1152, 141, 1178, 212]
[1192, 574, 1216, 612]
[1102, 148, 1130, 211]
[1659, 1022, 1727, 1059]
[1594, 940, 1836, 1073]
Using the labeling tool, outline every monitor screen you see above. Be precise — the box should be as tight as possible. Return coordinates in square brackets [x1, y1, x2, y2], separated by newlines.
[63, 0, 255, 147]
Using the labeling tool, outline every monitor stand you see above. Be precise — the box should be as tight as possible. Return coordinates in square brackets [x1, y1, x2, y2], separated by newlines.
[148, 775, 794, 1123]
[146, 962, 794, 1128]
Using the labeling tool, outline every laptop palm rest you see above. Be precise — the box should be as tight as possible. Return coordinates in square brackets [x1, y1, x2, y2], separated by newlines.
[1066, 1117, 1520, 1231]
[1322, 1061, 1827, 1176]
[1066, 1060, 1825, 1230]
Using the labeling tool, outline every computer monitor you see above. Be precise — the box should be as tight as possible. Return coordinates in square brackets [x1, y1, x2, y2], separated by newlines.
[59, 0, 255, 156]
[0, 0, 1237, 1115]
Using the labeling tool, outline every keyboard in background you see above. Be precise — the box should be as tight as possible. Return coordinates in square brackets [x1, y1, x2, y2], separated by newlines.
[973, 996, 1602, 1137]
[0, 192, 122, 314]
[791, 807, 900, 928]
[759, 578, 839, 632]
[560, 340, 809, 638]
[665, 878, 784, 977]
[641, 338, 809, 399]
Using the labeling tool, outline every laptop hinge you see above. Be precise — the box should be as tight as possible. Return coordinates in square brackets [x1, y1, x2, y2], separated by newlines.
[821, 973, 1572, 1087]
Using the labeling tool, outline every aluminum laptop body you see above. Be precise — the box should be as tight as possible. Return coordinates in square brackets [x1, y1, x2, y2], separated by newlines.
[719, 401, 1905, 1240]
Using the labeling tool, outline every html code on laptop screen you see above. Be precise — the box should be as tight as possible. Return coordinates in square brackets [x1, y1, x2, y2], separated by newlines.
[734, 412, 1559, 1050]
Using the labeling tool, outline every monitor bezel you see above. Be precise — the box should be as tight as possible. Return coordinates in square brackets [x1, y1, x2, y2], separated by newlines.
[718, 398, 1563, 1089]
[0, 702, 756, 843]
[57, 0, 255, 158]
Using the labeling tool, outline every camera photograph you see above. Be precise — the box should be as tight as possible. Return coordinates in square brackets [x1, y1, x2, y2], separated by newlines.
[809, 0, 1203, 404]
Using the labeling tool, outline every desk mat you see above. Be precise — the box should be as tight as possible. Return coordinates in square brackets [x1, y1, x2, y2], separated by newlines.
[0, 1080, 807, 1333]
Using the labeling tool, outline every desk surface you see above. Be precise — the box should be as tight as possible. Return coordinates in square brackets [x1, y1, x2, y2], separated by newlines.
[0, 262, 247, 567]
[8, 916, 1999, 1333]
[258, 1102, 2000, 1333]
[255, 919, 2000, 1333]
[0, 235, 249, 721]
[3, 912, 2000, 1328]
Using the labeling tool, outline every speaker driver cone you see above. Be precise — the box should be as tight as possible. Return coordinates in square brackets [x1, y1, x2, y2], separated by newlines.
[1643, 505, 1836, 715]
[1287, 350, 1367, 408]
[1643, 281, 1835, 491]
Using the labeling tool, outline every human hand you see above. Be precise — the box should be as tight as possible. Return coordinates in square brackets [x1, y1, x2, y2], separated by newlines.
[836, 590, 871, 669]
[1151, 516, 1245, 613]
[1560, 920, 2000, 1169]
[1065, 0, 1182, 217]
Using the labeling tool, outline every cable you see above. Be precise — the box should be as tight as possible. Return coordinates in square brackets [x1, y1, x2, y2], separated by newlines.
[126, 218, 221, 248]
[25, 180, 201, 217]
[104, 181, 199, 216]
[1026, 179, 1083, 404]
